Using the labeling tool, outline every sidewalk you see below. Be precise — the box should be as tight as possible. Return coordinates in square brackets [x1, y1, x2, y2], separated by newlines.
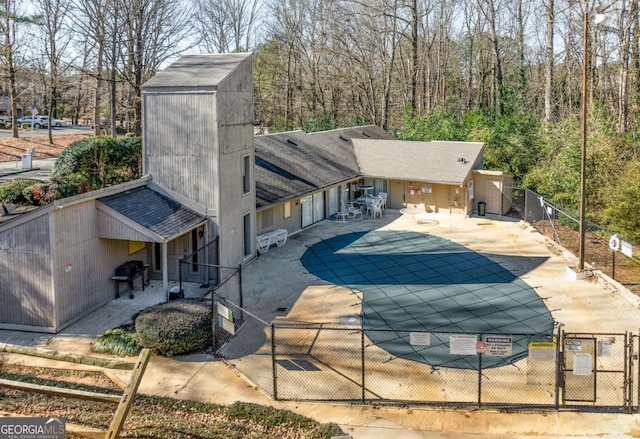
[2, 212, 640, 438]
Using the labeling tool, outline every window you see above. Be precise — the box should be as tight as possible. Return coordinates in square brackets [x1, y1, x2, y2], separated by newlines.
[243, 213, 251, 257]
[242, 155, 251, 194]
[283, 202, 291, 219]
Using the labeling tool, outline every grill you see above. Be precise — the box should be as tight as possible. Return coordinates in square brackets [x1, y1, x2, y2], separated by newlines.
[111, 260, 147, 299]
[115, 260, 144, 278]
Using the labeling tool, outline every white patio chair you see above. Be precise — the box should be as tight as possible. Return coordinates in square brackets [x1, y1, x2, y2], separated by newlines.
[347, 202, 363, 220]
[370, 199, 383, 219]
[378, 192, 387, 210]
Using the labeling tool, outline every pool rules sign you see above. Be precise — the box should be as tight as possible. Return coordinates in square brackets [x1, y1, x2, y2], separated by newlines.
[483, 335, 513, 357]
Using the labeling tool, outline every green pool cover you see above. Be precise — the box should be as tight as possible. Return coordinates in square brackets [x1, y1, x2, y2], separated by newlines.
[301, 230, 555, 369]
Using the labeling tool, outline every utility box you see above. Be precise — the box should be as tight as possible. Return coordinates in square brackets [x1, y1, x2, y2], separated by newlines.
[21, 154, 32, 170]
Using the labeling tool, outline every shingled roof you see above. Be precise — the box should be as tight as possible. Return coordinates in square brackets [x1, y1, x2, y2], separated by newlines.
[98, 186, 207, 239]
[254, 125, 395, 209]
[353, 139, 483, 185]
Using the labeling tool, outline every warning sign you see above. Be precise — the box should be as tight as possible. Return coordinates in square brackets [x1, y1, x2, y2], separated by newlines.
[528, 341, 556, 362]
[476, 341, 486, 353]
[483, 335, 513, 357]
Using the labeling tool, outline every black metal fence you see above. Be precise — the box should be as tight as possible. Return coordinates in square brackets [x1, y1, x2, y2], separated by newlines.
[210, 299, 640, 413]
[511, 188, 640, 291]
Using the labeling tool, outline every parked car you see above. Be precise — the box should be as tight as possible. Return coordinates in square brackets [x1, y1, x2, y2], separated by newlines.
[38, 116, 67, 128]
[17, 116, 45, 128]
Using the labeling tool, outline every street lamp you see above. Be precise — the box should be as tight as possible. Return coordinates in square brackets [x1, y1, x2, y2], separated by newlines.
[579, 7, 607, 271]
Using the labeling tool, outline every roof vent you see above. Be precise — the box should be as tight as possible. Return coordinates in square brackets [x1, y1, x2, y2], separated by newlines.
[339, 135, 349, 142]
[457, 157, 467, 164]
[362, 131, 371, 138]
[287, 139, 298, 146]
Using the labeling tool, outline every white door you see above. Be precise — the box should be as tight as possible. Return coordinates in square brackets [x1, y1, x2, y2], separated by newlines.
[301, 196, 314, 227]
[485, 180, 502, 214]
[328, 187, 338, 216]
[313, 192, 325, 222]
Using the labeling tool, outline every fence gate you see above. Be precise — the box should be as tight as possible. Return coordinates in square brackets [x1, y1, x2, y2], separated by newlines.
[561, 332, 634, 412]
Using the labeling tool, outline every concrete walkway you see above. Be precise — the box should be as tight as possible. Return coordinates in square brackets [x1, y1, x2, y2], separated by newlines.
[2, 211, 640, 438]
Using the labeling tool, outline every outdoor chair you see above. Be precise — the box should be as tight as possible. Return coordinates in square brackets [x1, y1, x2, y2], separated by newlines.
[378, 192, 387, 209]
[370, 199, 383, 219]
[347, 202, 363, 220]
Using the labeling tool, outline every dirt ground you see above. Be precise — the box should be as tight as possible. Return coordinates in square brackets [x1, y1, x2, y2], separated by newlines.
[533, 219, 640, 295]
[0, 134, 88, 162]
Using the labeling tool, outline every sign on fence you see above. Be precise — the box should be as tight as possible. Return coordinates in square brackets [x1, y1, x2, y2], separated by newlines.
[449, 334, 477, 355]
[483, 335, 513, 356]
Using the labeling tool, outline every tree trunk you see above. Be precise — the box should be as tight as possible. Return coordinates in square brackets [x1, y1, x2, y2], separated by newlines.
[544, 0, 555, 123]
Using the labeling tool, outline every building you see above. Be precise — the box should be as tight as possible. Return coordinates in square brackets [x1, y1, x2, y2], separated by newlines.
[0, 53, 511, 333]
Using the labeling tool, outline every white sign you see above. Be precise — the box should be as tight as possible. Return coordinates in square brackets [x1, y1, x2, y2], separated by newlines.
[450, 334, 477, 355]
[484, 335, 513, 357]
[217, 303, 233, 322]
[622, 240, 633, 258]
[218, 315, 235, 335]
[410, 332, 431, 346]
[573, 353, 593, 376]
[565, 340, 582, 351]
[598, 341, 612, 357]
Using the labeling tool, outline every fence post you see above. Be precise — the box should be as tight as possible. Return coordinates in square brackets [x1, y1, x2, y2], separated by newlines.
[478, 333, 483, 408]
[271, 324, 278, 400]
[361, 328, 365, 403]
[555, 328, 563, 409]
[624, 332, 631, 413]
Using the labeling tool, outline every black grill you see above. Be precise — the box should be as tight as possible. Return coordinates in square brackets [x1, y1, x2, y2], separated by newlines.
[115, 260, 144, 278]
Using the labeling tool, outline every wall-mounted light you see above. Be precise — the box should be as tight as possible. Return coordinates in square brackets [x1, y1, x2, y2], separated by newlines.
[197, 230, 204, 239]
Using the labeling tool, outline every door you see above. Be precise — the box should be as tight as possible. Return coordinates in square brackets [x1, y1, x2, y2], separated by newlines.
[485, 180, 502, 214]
[435, 185, 450, 213]
[301, 196, 313, 227]
[328, 187, 338, 216]
[313, 192, 325, 222]
[389, 181, 405, 209]
[168, 234, 189, 280]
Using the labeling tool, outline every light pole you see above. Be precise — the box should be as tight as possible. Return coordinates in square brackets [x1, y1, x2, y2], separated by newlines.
[579, 6, 607, 271]
[579, 7, 588, 271]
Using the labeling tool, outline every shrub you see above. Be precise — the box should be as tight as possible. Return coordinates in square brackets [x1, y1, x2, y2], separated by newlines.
[91, 325, 143, 357]
[0, 179, 42, 205]
[135, 300, 212, 356]
[22, 182, 56, 205]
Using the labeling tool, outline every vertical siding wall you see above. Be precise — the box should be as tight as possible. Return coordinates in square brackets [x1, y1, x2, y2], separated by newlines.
[51, 200, 131, 330]
[0, 212, 54, 330]
[144, 92, 219, 213]
[257, 202, 302, 236]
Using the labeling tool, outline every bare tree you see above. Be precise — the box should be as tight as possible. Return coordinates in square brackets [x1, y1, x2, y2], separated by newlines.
[477, 0, 505, 116]
[118, 0, 195, 135]
[40, 0, 72, 143]
[71, 0, 109, 135]
[544, 0, 556, 122]
[196, 0, 262, 53]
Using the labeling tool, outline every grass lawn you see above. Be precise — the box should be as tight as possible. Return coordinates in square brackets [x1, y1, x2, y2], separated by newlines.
[0, 363, 344, 438]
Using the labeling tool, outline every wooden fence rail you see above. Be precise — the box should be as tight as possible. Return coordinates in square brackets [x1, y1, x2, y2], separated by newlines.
[0, 342, 151, 438]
